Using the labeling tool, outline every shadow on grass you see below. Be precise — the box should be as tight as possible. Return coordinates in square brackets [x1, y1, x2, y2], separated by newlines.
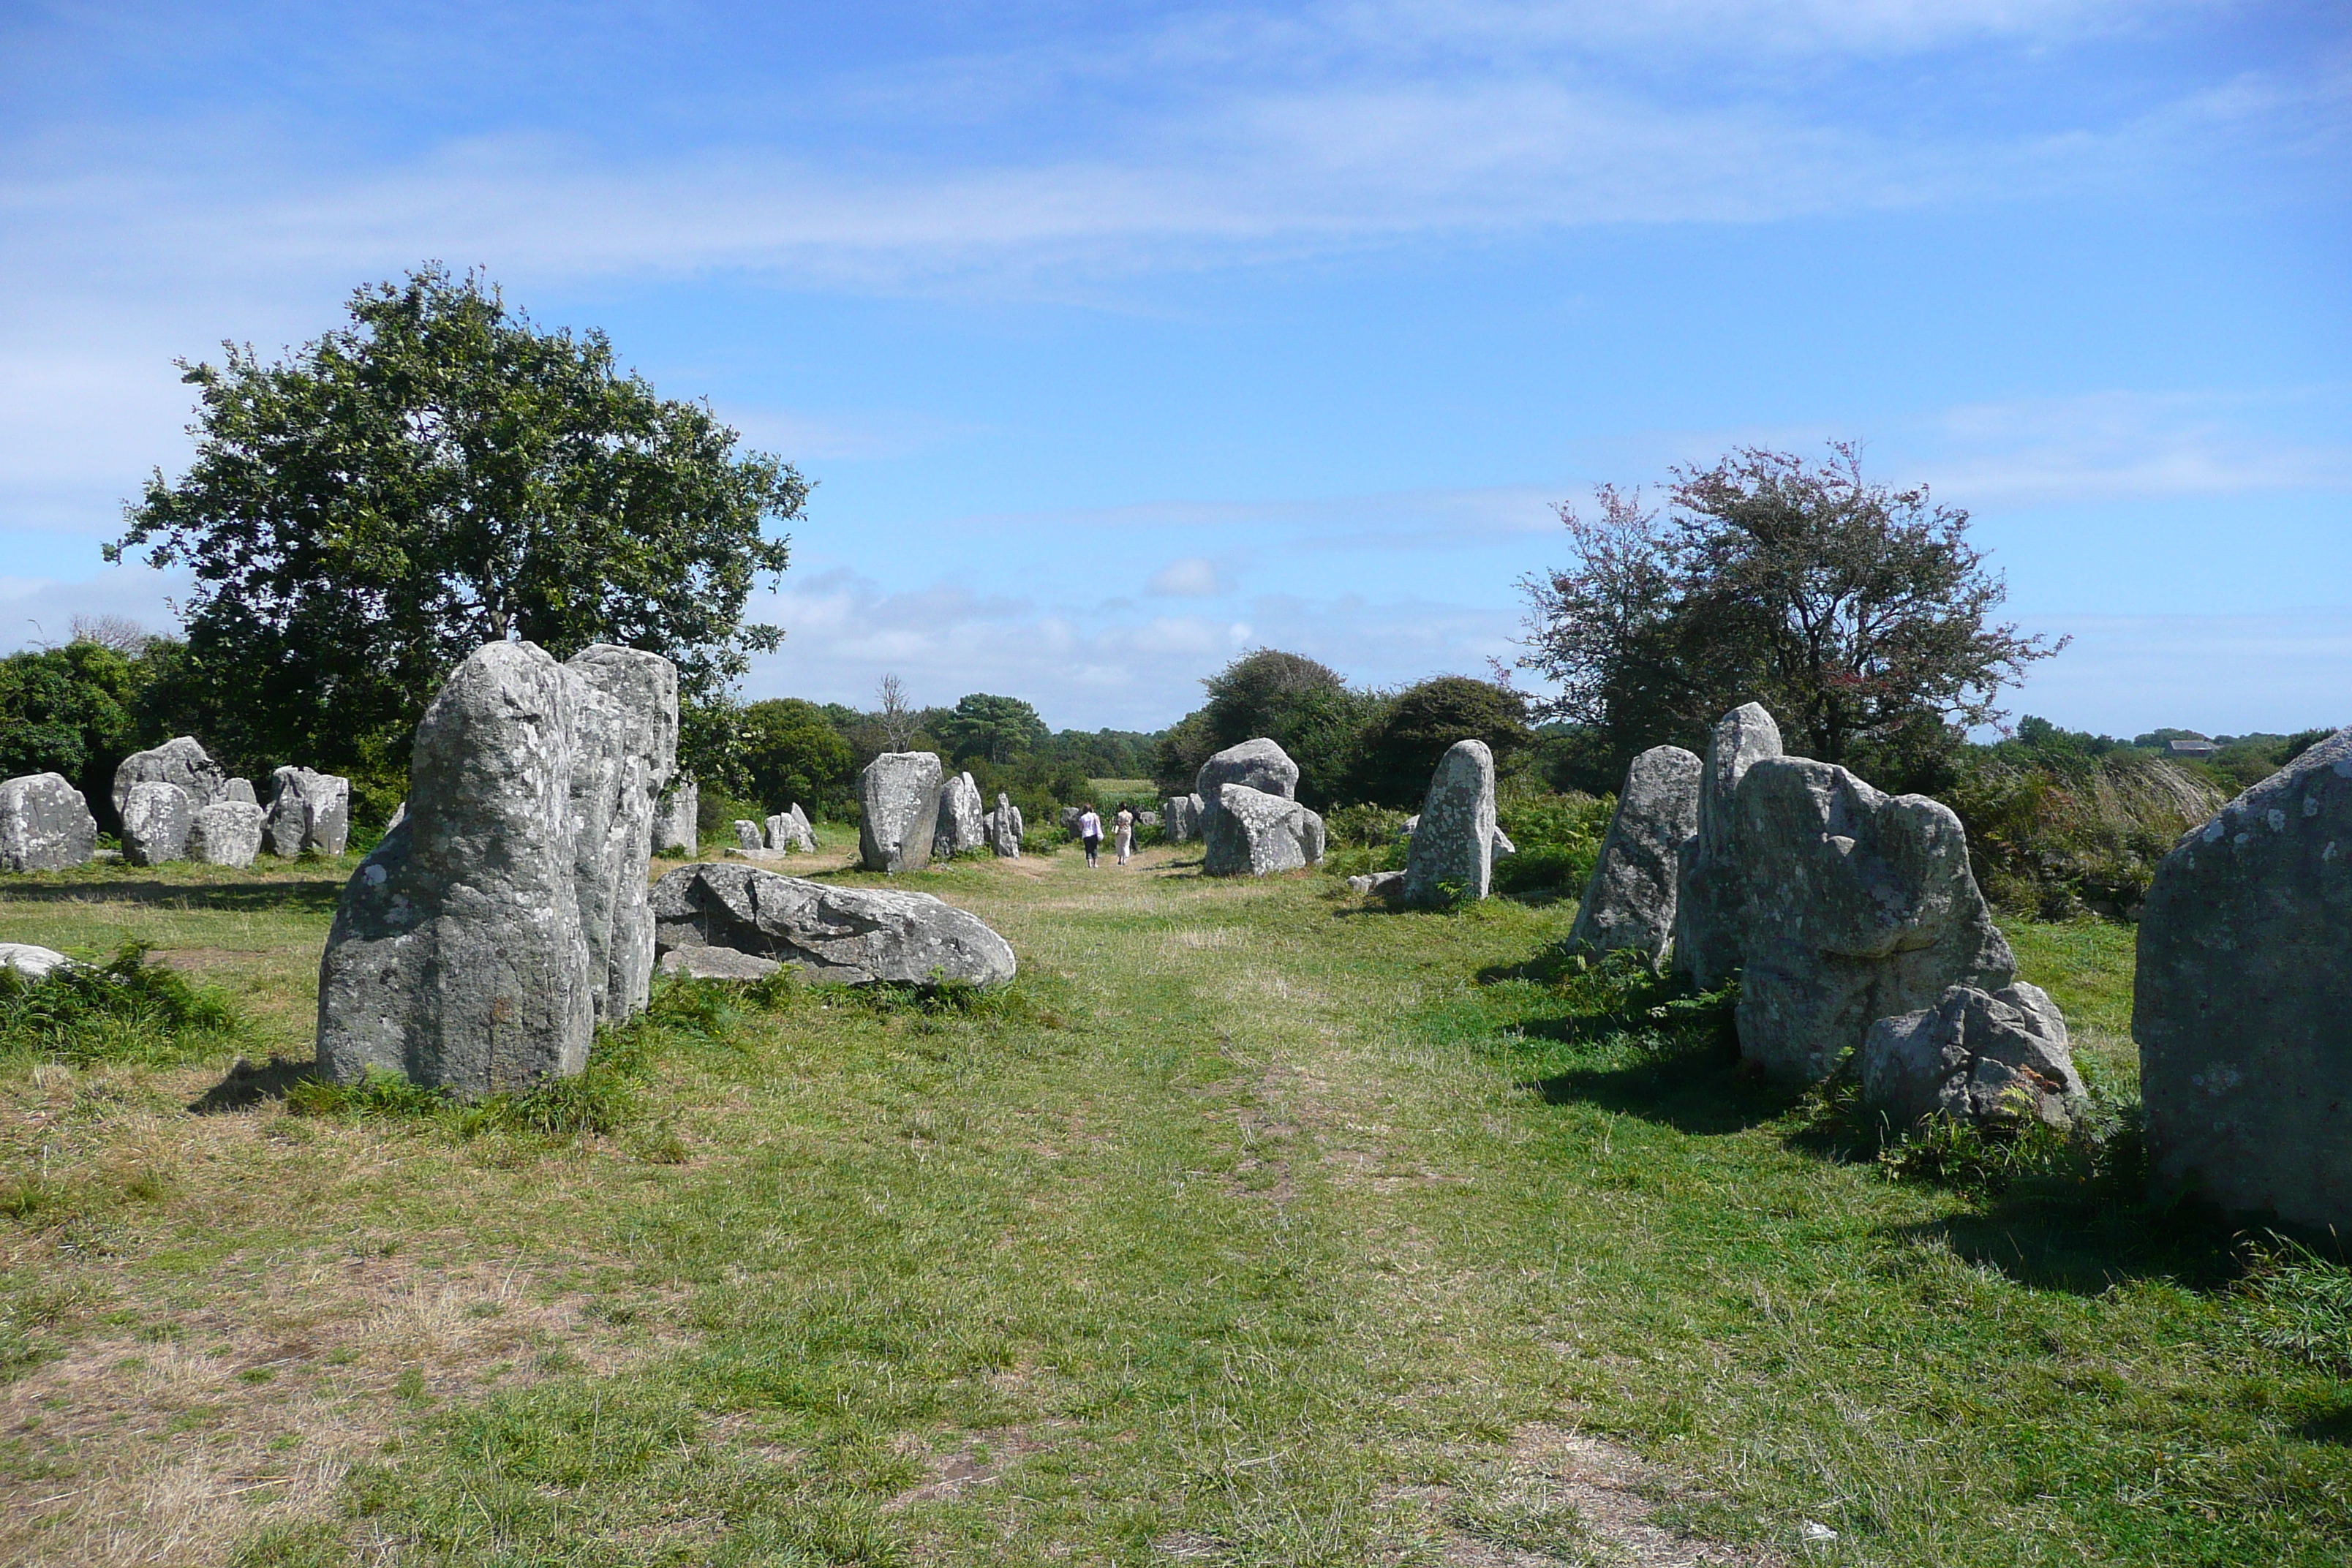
[0, 878, 346, 913]
[1525, 1038, 1805, 1136]
[2297, 1403, 2352, 1446]
[1884, 1197, 2244, 1296]
[189, 1054, 320, 1113]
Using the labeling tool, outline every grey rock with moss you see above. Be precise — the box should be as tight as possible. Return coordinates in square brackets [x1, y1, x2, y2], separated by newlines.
[113, 736, 228, 818]
[655, 779, 698, 855]
[860, 753, 943, 873]
[267, 766, 352, 857]
[933, 771, 987, 858]
[734, 819, 765, 853]
[1199, 740, 1302, 875]
[1674, 703, 1783, 988]
[1861, 982, 2083, 1129]
[565, 645, 679, 1025]
[768, 804, 816, 853]
[1404, 739, 1496, 904]
[650, 862, 1015, 986]
[987, 794, 1024, 858]
[121, 780, 195, 866]
[2136, 724, 2352, 1230]
[1731, 757, 2014, 1081]
[189, 800, 266, 867]
[0, 773, 96, 872]
[1569, 745, 1700, 966]
[1208, 783, 1318, 876]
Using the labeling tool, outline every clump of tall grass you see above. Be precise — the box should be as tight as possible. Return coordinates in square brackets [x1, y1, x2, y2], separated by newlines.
[0, 944, 244, 1067]
[2236, 1237, 2352, 1376]
[1950, 749, 2225, 919]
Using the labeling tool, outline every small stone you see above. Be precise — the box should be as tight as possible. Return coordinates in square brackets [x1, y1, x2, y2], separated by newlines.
[657, 946, 782, 981]
[987, 793, 1024, 859]
[223, 777, 257, 805]
[0, 943, 72, 980]
[1861, 983, 2084, 1129]
[734, 820, 765, 853]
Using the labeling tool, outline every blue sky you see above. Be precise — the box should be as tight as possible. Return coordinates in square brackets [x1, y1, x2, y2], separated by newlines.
[2, 0, 2345, 736]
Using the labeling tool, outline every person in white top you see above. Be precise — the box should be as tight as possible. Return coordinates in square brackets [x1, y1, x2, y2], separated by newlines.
[1078, 806, 1103, 867]
[1114, 805, 1135, 865]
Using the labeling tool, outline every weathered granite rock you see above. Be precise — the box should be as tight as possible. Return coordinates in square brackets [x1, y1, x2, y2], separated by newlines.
[1348, 870, 1407, 899]
[113, 737, 227, 818]
[0, 943, 72, 980]
[860, 753, 943, 873]
[651, 862, 1017, 986]
[1060, 804, 1085, 837]
[1569, 746, 1701, 965]
[1401, 739, 1497, 904]
[768, 805, 816, 853]
[565, 645, 679, 1025]
[1674, 704, 1784, 988]
[224, 778, 257, 805]
[987, 794, 1024, 858]
[266, 766, 352, 857]
[317, 641, 592, 1095]
[0, 773, 97, 872]
[657, 945, 782, 981]
[1297, 807, 1326, 866]
[1209, 783, 1316, 876]
[121, 780, 195, 867]
[1199, 741, 1302, 876]
[655, 780, 698, 855]
[1731, 757, 2014, 1081]
[189, 801, 266, 867]
[2136, 725, 2352, 1229]
[1862, 982, 2083, 1130]
[1139, 810, 1161, 828]
[1161, 794, 1204, 843]
[934, 772, 986, 858]
[734, 820, 765, 853]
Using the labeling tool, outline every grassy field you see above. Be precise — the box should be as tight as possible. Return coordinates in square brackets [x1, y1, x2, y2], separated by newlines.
[0, 838, 2344, 1567]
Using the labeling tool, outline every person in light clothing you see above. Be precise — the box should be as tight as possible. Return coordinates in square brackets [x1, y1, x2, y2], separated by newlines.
[1114, 805, 1135, 865]
[1078, 805, 1103, 868]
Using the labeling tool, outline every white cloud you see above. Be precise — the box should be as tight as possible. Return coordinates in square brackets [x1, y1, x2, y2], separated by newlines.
[1147, 557, 1227, 595]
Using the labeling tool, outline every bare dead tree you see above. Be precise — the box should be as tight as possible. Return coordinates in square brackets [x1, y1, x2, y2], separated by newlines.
[875, 672, 921, 750]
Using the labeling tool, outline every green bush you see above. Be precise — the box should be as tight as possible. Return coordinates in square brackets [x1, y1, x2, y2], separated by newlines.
[0, 946, 244, 1067]
[1493, 791, 1613, 896]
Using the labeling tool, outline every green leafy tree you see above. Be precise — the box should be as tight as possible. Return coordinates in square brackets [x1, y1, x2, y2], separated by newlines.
[739, 698, 854, 818]
[940, 693, 1048, 766]
[1350, 676, 1531, 807]
[109, 264, 803, 779]
[1514, 444, 2062, 773]
[0, 638, 148, 822]
[1156, 649, 1379, 809]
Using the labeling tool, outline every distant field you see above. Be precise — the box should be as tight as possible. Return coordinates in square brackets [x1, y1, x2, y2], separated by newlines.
[0, 853, 2340, 1567]
[1086, 777, 1156, 794]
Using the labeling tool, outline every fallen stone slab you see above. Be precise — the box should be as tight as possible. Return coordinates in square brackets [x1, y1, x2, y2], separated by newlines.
[651, 862, 1015, 986]
[657, 946, 782, 981]
[2136, 723, 2352, 1229]
[1347, 870, 1407, 898]
[1861, 982, 2084, 1130]
[1569, 745, 1700, 967]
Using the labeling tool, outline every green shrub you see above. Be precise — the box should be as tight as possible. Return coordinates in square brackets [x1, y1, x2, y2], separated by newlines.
[0, 945, 243, 1067]
[1948, 748, 2223, 919]
[1494, 791, 1612, 896]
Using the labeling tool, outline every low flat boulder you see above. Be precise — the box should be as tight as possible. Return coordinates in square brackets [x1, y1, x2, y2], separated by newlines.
[189, 801, 267, 867]
[1861, 983, 2084, 1130]
[121, 780, 195, 867]
[1348, 869, 1406, 899]
[1569, 745, 1701, 966]
[652, 862, 1015, 986]
[657, 946, 782, 981]
[0, 943, 72, 981]
[0, 773, 97, 872]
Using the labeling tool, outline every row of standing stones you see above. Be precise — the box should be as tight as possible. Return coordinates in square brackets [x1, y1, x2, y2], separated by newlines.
[1564, 701, 2352, 1233]
[0, 737, 351, 874]
[312, 641, 1018, 1096]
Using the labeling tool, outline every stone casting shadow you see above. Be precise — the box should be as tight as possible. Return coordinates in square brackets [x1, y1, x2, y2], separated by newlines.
[189, 1055, 320, 1114]
[0, 878, 346, 915]
[1524, 1041, 1804, 1137]
[1880, 1192, 2244, 1298]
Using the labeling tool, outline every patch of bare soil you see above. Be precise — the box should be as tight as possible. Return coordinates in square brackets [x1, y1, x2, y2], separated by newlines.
[0, 1252, 681, 1568]
[881, 1422, 1073, 1512]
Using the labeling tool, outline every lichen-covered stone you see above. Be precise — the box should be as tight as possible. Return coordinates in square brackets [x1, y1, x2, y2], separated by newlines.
[860, 753, 943, 873]
[657, 945, 782, 981]
[113, 736, 227, 818]
[1731, 757, 2014, 1082]
[1674, 704, 1783, 988]
[1861, 983, 2084, 1129]
[0, 943, 72, 980]
[1161, 794, 1202, 843]
[2136, 725, 2352, 1229]
[1403, 739, 1496, 904]
[734, 820, 765, 853]
[651, 862, 1016, 986]
[121, 780, 195, 866]
[565, 645, 679, 1025]
[0, 774, 97, 873]
[189, 801, 267, 867]
[224, 778, 257, 805]
[266, 766, 351, 857]
[316, 641, 592, 1095]
[1210, 783, 1316, 876]
[933, 772, 987, 858]
[987, 793, 1024, 858]
[1199, 741, 1301, 876]
[1569, 746, 1701, 966]
[655, 779, 698, 855]
[767, 805, 816, 853]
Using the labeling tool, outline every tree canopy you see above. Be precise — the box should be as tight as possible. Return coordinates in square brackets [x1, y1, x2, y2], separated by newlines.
[738, 698, 854, 817]
[940, 693, 1048, 766]
[110, 264, 803, 777]
[1349, 675, 1532, 807]
[1514, 444, 2062, 772]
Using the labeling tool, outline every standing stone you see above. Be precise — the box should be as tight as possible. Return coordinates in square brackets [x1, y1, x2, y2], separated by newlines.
[734, 820, 765, 853]
[112, 736, 227, 818]
[121, 780, 196, 867]
[0, 773, 97, 872]
[1568, 746, 1701, 965]
[987, 793, 1024, 858]
[770, 804, 817, 853]
[2136, 725, 2352, 1229]
[1198, 740, 1301, 876]
[652, 862, 1017, 987]
[1674, 704, 1784, 987]
[1862, 983, 2084, 1131]
[189, 801, 267, 867]
[933, 772, 986, 859]
[1731, 758, 2014, 1082]
[1161, 793, 1204, 843]
[655, 779, 699, 856]
[1060, 804, 1085, 836]
[1403, 739, 1498, 905]
[860, 752, 943, 873]
[224, 778, 257, 805]
[1210, 784, 1318, 876]
[565, 645, 679, 1025]
[267, 766, 352, 857]
[317, 641, 592, 1095]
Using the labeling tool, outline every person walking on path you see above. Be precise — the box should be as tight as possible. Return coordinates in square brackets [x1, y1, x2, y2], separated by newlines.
[1114, 805, 1135, 866]
[1078, 805, 1103, 868]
